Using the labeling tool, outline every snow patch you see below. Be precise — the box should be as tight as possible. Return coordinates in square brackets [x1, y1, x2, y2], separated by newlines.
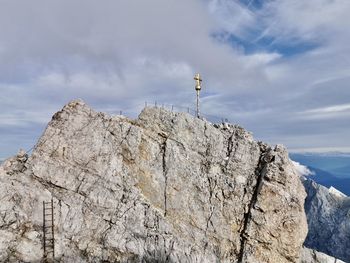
[329, 186, 347, 198]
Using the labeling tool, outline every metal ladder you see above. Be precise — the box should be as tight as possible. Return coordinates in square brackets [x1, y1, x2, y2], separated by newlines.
[43, 199, 55, 262]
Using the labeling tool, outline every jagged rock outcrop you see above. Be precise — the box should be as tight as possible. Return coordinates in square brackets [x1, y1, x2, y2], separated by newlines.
[303, 179, 350, 262]
[0, 99, 307, 262]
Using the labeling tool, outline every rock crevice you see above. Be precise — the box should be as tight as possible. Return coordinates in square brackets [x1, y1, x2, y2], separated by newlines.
[238, 145, 272, 263]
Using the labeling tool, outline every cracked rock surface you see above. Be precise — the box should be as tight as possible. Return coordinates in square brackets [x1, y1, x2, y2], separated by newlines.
[303, 179, 350, 263]
[0, 99, 307, 262]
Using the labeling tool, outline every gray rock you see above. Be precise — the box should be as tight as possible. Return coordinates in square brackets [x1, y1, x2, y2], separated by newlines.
[303, 179, 350, 262]
[300, 247, 346, 263]
[0, 99, 307, 262]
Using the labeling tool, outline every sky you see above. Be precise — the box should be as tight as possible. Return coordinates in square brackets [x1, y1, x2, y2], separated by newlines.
[1, 0, 350, 160]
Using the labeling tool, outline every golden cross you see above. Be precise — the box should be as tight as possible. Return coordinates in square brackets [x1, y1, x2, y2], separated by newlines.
[194, 73, 202, 91]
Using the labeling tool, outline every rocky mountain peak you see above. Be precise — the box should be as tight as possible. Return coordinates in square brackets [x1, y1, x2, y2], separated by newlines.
[303, 179, 350, 262]
[0, 100, 308, 262]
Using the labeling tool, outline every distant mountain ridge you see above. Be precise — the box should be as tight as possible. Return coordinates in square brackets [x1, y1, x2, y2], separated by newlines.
[303, 179, 350, 262]
[304, 166, 350, 196]
[290, 153, 350, 179]
[291, 153, 350, 196]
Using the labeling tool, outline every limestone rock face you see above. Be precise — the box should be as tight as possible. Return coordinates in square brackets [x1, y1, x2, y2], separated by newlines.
[0, 100, 307, 262]
[303, 179, 350, 262]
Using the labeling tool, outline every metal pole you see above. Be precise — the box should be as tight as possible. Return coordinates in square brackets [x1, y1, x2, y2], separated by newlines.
[196, 90, 200, 118]
[194, 73, 202, 119]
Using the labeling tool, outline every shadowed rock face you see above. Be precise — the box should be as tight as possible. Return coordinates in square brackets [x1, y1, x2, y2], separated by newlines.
[0, 99, 307, 262]
[303, 179, 350, 262]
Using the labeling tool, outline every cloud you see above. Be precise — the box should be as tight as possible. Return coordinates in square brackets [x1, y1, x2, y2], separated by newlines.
[1, 0, 350, 158]
[303, 103, 350, 114]
[290, 147, 350, 154]
[298, 103, 350, 120]
[249, 0, 350, 45]
[291, 161, 315, 177]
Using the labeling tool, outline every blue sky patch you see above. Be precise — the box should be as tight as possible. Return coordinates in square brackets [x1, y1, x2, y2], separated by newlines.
[212, 31, 319, 57]
[238, 0, 264, 10]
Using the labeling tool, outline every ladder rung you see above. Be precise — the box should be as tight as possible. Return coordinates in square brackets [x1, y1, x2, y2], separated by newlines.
[43, 199, 55, 257]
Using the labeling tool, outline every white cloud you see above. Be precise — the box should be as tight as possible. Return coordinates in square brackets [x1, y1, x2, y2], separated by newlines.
[243, 52, 282, 67]
[208, 0, 257, 39]
[297, 103, 350, 120]
[304, 104, 350, 114]
[290, 147, 350, 154]
[292, 161, 315, 177]
[256, 0, 350, 44]
[1, 0, 350, 158]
